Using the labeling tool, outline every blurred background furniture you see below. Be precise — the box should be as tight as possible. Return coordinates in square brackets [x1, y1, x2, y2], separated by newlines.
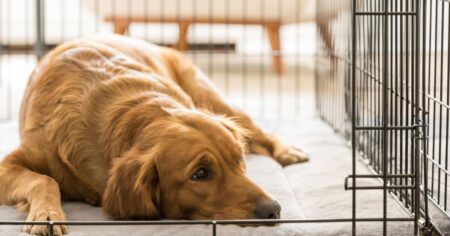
[92, 0, 316, 76]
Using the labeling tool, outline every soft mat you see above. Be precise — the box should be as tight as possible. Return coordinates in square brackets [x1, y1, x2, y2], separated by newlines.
[0, 119, 418, 235]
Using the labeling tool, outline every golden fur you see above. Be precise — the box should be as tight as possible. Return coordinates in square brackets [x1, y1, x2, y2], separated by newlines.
[0, 34, 308, 235]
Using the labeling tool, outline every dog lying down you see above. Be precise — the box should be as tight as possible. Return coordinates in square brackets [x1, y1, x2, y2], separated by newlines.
[0, 34, 308, 235]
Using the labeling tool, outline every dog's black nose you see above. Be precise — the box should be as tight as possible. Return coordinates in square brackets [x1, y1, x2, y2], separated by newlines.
[254, 200, 281, 219]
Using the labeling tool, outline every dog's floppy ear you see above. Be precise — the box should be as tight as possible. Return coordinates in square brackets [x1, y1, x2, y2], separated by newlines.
[103, 150, 160, 219]
[214, 115, 251, 143]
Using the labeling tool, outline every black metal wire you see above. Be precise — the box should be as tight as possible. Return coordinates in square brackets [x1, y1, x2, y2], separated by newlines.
[414, 0, 422, 233]
[382, 1, 389, 234]
[35, 0, 45, 59]
[277, 0, 282, 118]
[436, 0, 444, 207]
[126, 0, 131, 36]
[431, 0, 438, 204]
[5, 0, 11, 120]
[225, 0, 230, 97]
[0, 217, 415, 226]
[242, 0, 247, 110]
[445, 1, 450, 213]
[208, 0, 213, 81]
[351, 1, 357, 235]
[192, 0, 197, 78]
[295, 0, 300, 117]
[259, 0, 265, 117]
[144, 0, 148, 41]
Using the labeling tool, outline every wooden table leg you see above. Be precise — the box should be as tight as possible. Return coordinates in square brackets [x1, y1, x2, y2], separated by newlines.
[175, 21, 190, 51]
[266, 22, 284, 76]
[114, 18, 130, 35]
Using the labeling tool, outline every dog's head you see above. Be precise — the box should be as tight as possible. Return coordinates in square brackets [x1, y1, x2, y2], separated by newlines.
[102, 109, 281, 220]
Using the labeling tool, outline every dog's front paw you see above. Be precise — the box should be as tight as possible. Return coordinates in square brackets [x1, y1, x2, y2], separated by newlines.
[23, 207, 68, 236]
[275, 146, 309, 166]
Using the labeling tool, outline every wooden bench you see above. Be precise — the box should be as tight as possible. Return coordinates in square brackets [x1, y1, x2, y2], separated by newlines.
[106, 16, 285, 76]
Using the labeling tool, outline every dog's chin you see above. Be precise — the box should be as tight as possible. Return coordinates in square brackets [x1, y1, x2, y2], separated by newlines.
[219, 214, 281, 227]
[184, 209, 280, 226]
[189, 213, 279, 227]
[187, 212, 252, 220]
[236, 221, 279, 227]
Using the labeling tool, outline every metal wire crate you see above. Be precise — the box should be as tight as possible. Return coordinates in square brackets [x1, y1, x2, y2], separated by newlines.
[0, 0, 448, 235]
[317, 0, 450, 234]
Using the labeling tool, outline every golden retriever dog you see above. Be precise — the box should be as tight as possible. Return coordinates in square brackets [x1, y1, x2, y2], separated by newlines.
[0, 34, 308, 235]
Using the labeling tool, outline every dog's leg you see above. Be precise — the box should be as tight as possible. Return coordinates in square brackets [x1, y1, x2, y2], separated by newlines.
[165, 51, 308, 166]
[0, 149, 68, 235]
[248, 133, 309, 166]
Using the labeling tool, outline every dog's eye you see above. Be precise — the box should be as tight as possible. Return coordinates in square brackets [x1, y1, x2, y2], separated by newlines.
[192, 167, 210, 180]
